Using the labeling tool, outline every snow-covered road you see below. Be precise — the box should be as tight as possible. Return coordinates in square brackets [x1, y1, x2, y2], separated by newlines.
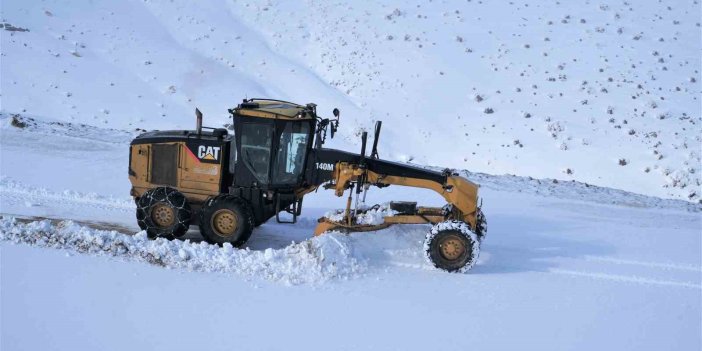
[2, 184, 700, 349]
[1, 114, 701, 350]
[2, 190, 700, 350]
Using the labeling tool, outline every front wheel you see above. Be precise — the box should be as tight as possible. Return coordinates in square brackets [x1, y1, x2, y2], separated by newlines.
[424, 221, 480, 273]
[199, 195, 254, 247]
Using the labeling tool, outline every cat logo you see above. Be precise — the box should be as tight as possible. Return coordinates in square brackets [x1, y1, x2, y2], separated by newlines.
[198, 145, 221, 161]
[185, 142, 221, 164]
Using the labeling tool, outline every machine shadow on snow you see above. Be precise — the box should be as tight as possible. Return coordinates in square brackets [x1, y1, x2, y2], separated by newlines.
[178, 217, 320, 250]
[178, 209, 614, 276]
[470, 212, 615, 275]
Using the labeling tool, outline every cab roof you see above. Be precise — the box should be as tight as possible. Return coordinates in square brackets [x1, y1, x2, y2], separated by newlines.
[232, 99, 317, 120]
[130, 129, 230, 145]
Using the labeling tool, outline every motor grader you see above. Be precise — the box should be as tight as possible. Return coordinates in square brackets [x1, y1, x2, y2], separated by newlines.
[128, 99, 487, 272]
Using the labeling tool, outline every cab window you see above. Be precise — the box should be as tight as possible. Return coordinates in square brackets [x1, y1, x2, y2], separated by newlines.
[241, 123, 271, 183]
[272, 122, 310, 184]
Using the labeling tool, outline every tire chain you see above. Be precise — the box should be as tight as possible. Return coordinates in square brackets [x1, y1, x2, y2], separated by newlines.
[136, 187, 191, 238]
[424, 220, 481, 273]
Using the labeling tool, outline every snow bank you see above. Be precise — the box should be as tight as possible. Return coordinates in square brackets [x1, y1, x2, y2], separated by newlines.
[0, 217, 366, 285]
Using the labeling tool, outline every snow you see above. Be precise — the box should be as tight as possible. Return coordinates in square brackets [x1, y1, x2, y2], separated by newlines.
[2, 189, 700, 350]
[324, 202, 397, 225]
[1, 0, 700, 200]
[1, 0, 702, 349]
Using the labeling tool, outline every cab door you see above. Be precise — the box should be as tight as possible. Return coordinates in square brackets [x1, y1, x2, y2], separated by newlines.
[271, 120, 312, 186]
[235, 121, 274, 187]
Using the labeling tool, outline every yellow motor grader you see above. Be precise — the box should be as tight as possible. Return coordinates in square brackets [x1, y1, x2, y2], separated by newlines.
[128, 99, 486, 272]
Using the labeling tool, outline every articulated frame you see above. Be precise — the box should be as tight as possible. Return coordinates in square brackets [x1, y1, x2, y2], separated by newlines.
[313, 162, 480, 235]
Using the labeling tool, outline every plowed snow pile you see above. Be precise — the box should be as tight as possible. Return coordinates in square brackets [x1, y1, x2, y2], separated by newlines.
[0, 217, 366, 285]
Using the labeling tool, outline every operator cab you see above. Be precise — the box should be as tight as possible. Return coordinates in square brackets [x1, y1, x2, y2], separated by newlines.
[128, 98, 340, 227]
[228, 99, 317, 191]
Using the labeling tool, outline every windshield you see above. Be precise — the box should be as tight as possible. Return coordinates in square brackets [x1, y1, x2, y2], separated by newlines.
[272, 122, 310, 184]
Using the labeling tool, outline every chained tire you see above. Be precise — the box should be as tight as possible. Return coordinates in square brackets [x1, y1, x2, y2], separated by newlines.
[424, 220, 480, 273]
[475, 208, 488, 241]
[136, 187, 192, 240]
[199, 195, 255, 247]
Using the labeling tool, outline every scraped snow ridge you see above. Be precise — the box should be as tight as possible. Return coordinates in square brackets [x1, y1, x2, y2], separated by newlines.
[0, 217, 366, 285]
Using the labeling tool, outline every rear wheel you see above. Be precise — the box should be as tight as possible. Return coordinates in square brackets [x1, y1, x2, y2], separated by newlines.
[136, 187, 191, 239]
[424, 221, 480, 273]
[199, 195, 254, 247]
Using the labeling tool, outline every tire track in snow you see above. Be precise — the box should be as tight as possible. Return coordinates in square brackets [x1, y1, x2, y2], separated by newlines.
[4, 214, 135, 235]
[549, 268, 702, 290]
[583, 255, 701, 272]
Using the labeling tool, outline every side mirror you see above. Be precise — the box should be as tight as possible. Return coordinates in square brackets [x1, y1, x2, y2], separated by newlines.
[315, 108, 341, 148]
[331, 108, 340, 138]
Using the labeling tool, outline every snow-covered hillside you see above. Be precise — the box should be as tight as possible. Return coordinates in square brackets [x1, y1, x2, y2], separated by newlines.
[1, 0, 700, 200]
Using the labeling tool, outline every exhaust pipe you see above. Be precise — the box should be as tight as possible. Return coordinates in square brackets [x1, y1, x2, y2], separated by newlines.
[195, 108, 202, 136]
